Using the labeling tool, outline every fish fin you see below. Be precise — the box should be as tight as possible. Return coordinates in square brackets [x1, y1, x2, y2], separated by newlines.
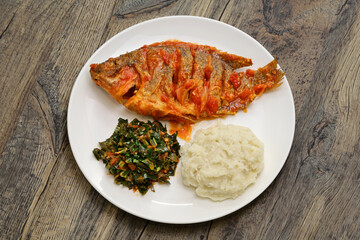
[217, 52, 253, 69]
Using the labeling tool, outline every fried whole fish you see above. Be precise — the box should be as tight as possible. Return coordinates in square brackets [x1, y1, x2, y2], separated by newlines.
[90, 40, 284, 122]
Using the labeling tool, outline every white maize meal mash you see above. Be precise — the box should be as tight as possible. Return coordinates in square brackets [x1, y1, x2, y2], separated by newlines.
[181, 122, 264, 201]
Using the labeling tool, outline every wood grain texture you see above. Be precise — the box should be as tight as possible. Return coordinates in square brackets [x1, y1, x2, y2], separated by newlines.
[0, 0, 359, 239]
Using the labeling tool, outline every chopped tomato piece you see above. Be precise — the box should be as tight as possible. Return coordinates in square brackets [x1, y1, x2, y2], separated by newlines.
[253, 84, 266, 95]
[224, 92, 235, 102]
[246, 69, 255, 77]
[160, 94, 169, 102]
[239, 89, 253, 100]
[90, 64, 98, 70]
[204, 65, 213, 80]
[206, 96, 219, 115]
[229, 72, 241, 88]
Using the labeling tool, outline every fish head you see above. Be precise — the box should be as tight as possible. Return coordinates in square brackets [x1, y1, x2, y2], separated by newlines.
[90, 59, 140, 103]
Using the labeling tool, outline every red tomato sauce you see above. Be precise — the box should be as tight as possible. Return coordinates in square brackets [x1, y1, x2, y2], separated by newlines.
[169, 121, 193, 142]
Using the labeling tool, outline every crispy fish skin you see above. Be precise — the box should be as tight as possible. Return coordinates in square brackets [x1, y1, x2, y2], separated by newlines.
[90, 40, 283, 122]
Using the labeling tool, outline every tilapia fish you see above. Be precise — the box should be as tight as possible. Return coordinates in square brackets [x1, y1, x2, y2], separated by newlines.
[90, 40, 284, 122]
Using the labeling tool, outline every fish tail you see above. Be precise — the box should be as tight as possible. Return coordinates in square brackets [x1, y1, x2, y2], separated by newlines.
[252, 59, 284, 95]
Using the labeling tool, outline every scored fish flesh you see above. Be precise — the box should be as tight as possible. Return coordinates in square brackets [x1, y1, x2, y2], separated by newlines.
[90, 40, 284, 122]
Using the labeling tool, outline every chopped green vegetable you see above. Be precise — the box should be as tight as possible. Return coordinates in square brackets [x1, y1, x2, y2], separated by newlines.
[93, 118, 180, 195]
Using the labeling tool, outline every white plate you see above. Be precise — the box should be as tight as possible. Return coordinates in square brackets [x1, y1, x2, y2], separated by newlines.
[67, 16, 295, 224]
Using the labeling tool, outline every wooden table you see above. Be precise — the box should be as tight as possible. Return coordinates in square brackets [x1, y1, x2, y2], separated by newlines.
[1, 0, 359, 239]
